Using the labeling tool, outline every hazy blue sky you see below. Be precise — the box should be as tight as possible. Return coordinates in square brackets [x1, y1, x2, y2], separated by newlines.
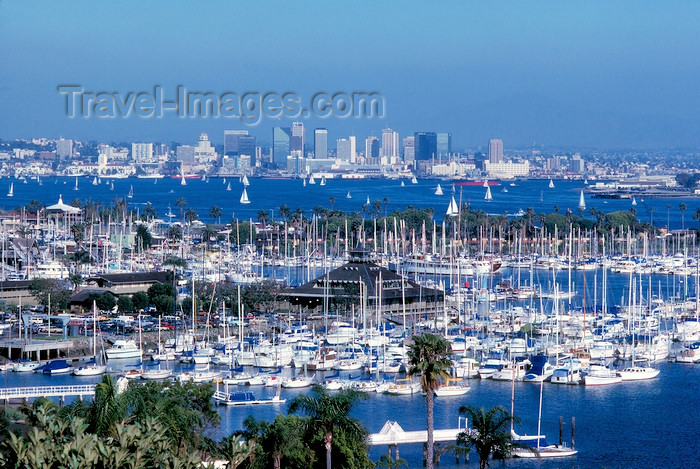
[1, 1, 699, 150]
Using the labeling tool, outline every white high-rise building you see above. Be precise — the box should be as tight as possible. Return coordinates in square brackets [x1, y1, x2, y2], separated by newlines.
[56, 138, 73, 158]
[349, 136, 356, 163]
[314, 128, 328, 159]
[381, 128, 399, 159]
[488, 139, 503, 163]
[292, 121, 305, 153]
[131, 143, 154, 162]
[336, 138, 352, 161]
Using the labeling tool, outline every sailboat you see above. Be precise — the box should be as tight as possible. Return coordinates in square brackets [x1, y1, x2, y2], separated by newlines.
[181, 174, 187, 186]
[366, 195, 370, 205]
[74, 176, 79, 191]
[92, 176, 98, 185]
[223, 178, 227, 184]
[110, 181, 114, 191]
[484, 185, 493, 201]
[346, 191, 352, 199]
[483, 179, 489, 188]
[512, 379, 578, 458]
[37, 177, 42, 186]
[435, 184, 444, 196]
[400, 180, 405, 187]
[309, 175, 316, 184]
[303, 178, 307, 187]
[548, 179, 555, 188]
[632, 197, 637, 206]
[242, 175, 250, 186]
[320, 176, 326, 186]
[446, 195, 459, 217]
[584, 178, 589, 184]
[240, 187, 250, 204]
[127, 185, 134, 199]
[578, 190, 586, 210]
[539, 190, 543, 202]
[226, 182, 231, 191]
[6, 183, 13, 197]
[411, 176, 418, 184]
[73, 301, 107, 376]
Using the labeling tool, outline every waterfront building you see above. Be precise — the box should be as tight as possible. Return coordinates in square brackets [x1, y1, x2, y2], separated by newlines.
[56, 138, 73, 159]
[365, 136, 380, 164]
[381, 128, 399, 159]
[238, 136, 257, 165]
[484, 160, 530, 179]
[223, 130, 249, 155]
[286, 250, 444, 323]
[272, 127, 292, 168]
[291, 121, 305, 153]
[314, 128, 328, 159]
[488, 139, 504, 163]
[176, 145, 195, 163]
[437, 132, 452, 156]
[337, 138, 352, 162]
[414, 132, 437, 161]
[131, 143, 154, 163]
[193, 133, 217, 164]
[402, 136, 415, 163]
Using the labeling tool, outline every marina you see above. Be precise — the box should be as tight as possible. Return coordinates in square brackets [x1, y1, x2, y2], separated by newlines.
[0, 176, 698, 467]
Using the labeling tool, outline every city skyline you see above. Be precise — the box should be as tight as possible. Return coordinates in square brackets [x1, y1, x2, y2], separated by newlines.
[1, 2, 699, 150]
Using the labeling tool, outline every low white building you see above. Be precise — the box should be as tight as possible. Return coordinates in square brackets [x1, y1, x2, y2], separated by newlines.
[484, 160, 530, 179]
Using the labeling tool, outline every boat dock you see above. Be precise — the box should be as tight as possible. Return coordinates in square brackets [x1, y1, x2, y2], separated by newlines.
[0, 338, 74, 361]
[212, 390, 286, 406]
[0, 384, 96, 403]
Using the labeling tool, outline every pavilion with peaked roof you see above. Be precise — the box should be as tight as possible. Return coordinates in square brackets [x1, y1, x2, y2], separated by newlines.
[45, 195, 83, 246]
[285, 250, 444, 327]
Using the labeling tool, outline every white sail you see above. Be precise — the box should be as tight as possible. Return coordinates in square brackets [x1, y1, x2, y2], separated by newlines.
[485, 185, 493, 201]
[435, 184, 444, 196]
[632, 197, 637, 206]
[226, 182, 231, 191]
[181, 175, 187, 186]
[92, 177, 98, 185]
[242, 175, 250, 186]
[74, 177, 79, 190]
[127, 185, 134, 199]
[240, 188, 250, 204]
[483, 179, 489, 188]
[548, 179, 555, 188]
[7, 183, 13, 197]
[411, 176, 418, 184]
[303, 178, 307, 187]
[366, 195, 370, 205]
[446, 195, 459, 217]
[578, 190, 586, 210]
[309, 176, 316, 184]
[346, 191, 352, 199]
[320, 176, 326, 186]
[400, 181, 405, 187]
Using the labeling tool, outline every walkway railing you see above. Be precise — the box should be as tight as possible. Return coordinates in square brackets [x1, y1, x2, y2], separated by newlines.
[0, 384, 96, 401]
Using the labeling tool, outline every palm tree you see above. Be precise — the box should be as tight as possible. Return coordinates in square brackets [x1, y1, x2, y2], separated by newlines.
[328, 196, 335, 211]
[175, 197, 188, 223]
[679, 202, 687, 230]
[256, 210, 270, 226]
[457, 405, 522, 469]
[209, 205, 222, 224]
[693, 207, 700, 233]
[288, 385, 369, 469]
[143, 202, 157, 221]
[278, 204, 291, 223]
[184, 208, 199, 224]
[407, 333, 452, 469]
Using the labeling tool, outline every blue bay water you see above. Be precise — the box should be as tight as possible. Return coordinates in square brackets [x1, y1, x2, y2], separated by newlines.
[1, 176, 694, 230]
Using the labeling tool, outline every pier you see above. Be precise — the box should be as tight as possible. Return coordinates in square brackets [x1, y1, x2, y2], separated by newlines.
[0, 339, 74, 361]
[0, 384, 95, 404]
[369, 419, 467, 464]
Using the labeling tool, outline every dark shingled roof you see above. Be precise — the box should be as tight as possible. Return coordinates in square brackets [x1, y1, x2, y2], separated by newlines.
[84, 271, 170, 286]
[286, 256, 443, 306]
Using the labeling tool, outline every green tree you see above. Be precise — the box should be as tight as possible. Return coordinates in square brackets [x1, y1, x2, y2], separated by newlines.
[457, 406, 526, 469]
[175, 197, 188, 223]
[288, 385, 370, 469]
[117, 296, 134, 313]
[148, 282, 176, 314]
[679, 202, 687, 230]
[135, 224, 153, 252]
[184, 208, 199, 224]
[209, 205, 222, 224]
[70, 223, 86, 245]
[131, 291, 149, 311]
[407, 333, 452, 469]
